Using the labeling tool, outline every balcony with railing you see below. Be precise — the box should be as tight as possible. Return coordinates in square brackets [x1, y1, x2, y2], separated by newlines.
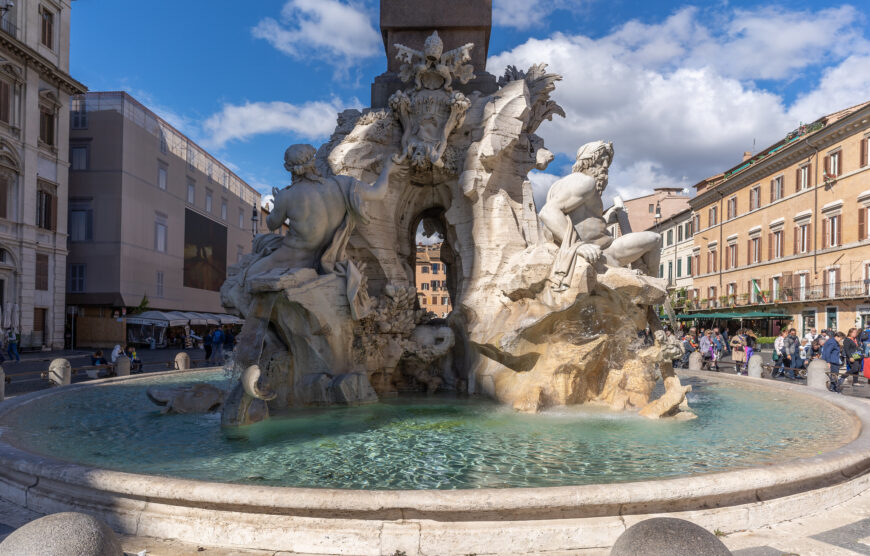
[684, 280, 870, 311]
[0, 15, 18, 40]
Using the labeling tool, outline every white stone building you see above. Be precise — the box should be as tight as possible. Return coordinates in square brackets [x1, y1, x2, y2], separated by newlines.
[0, 0, 85, 348]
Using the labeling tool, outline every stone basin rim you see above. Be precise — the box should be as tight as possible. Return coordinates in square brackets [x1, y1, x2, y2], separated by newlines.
[0, 367, 867, 519]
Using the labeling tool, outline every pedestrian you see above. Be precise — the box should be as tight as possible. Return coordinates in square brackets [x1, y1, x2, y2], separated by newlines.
[742, 330, 757, 373]
[711, 328, 725, 371]
[798, 338, 810, 368]
[222, 326, 235, 354]
[681, 330, 698, 368]
[91, 349, 107, 366]
[203, 329, 214, 363]
[699, 330, 713, 369]
[781, 328, 799, 379]
[110, 344, 123, 364]
[822, 331, 846, 392]
[5, 328, 19, 362]
[730, 328, 746, 373]
[843, 328, 862, 388]
[772, 329, 787, 377]
[212, 326, 224, 365]
[805, 327, 818, 344]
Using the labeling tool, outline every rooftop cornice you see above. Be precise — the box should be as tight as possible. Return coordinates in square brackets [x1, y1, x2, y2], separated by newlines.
[0, 33, 86, 95]
[689, 104, 870, 210]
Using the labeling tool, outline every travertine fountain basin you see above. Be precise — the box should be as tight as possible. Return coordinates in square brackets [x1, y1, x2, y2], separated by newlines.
[0, 367, 868, 555]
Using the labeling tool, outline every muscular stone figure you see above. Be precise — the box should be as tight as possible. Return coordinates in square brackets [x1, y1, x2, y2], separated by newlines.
[539, 141, 661, 287]
[247, 144, 403, 277]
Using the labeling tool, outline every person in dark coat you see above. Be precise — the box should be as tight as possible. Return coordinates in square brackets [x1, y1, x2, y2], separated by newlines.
[822, 331, 845, 392]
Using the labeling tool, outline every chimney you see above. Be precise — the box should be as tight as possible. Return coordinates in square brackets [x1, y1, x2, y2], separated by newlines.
[742, 151, 752, 162]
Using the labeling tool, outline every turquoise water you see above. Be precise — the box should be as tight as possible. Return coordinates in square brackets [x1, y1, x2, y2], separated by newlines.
[0, 371, 852, 490]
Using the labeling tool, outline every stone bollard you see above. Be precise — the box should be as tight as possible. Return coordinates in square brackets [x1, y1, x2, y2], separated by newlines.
[48, 359, 72, 386]
[747, 354, 763, 378]
[610, 517, 730, 556]
[115, 355, 131, 377]
[807, 359, 829, 391]
[0, 512, 123, 555]
[688, 351, 703, 371]
[175, 352, 191, 370]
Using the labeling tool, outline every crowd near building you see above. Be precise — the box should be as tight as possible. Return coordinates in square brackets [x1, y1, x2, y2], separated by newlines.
[415, 243, 452, 317]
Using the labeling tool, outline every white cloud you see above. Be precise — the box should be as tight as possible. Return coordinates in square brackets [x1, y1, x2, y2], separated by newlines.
[493, 0, 587, 30]
[201, 98, 361, 148]
[488, 5, 870, 203]
[528, 171, 559, 211]
[252, 0, 381, 72]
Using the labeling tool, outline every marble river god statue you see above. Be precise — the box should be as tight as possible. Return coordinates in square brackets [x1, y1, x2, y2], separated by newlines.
[219, 31, 693, 426]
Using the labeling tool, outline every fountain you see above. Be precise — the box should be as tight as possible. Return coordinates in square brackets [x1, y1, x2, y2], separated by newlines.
[0, 2, 868, 554]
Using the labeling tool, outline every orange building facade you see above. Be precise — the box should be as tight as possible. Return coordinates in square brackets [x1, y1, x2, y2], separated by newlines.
[686, 101, 870, 335]
[415, 243, 452, 317]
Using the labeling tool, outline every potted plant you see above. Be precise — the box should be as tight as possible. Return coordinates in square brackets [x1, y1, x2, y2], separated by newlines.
[738, 293, 749, 305]
[781, 287, 794, 302]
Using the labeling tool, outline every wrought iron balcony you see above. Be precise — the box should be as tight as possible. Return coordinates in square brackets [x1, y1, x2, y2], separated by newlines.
[0, 16, 18, 39]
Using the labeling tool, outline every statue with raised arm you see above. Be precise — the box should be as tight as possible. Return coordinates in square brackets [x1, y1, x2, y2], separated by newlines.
[539, 141, 661, 290]
[246, 144, 403, 278]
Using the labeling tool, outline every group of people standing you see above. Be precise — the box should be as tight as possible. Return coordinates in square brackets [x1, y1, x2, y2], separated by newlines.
[672, 322, 870, 393]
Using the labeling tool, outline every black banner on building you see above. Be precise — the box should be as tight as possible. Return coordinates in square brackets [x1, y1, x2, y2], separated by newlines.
[183, 209, 227, 291]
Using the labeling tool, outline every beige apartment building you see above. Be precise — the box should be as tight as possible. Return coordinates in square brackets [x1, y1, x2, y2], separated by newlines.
[415, 243, 452, 317]
[688, 101, 870, 335]
[0, 0, 85, 348]
[67, 92, 259, 347]
[655, 208, 695, 296]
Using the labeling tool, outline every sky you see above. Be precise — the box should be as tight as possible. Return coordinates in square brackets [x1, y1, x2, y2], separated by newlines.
[70, 0, 870, 209]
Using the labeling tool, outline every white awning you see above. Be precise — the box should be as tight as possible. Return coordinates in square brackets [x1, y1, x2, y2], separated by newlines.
[125, 311, 243, 327]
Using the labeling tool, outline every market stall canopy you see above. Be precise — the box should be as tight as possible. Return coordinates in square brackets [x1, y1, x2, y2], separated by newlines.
[124, 311, 242, 327]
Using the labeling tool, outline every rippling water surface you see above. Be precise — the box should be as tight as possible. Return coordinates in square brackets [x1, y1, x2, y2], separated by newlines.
[0, 371, 852, 489]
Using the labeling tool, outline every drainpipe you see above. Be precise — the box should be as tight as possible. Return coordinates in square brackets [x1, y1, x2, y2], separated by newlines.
[805, 136, 821, 279]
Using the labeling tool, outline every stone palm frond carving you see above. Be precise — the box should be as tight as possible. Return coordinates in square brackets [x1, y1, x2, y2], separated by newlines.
[499, 64, 565, 134]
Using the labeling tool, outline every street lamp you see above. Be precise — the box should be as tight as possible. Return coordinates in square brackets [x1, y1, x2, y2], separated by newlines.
[251, 204, 259, 239]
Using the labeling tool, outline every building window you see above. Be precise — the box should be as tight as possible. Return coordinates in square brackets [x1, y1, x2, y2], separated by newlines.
[693, 214, 700, 232]
[441, 296, 448, 305]
[221, 199, 227, 220]
[158, 165, 167, 190]
[727, 243, 738, 269]
[39, 108, 55, 146]
[659, 264, 663, 278]
[187, 182, 195, 204]
[70, 97, 87, 129]
[708, 206, 717, 227]
[797, 223, 810, 253]
[726, 196, 737, 219]
[421, 266, 429, 274]
[685, 221, 693, 238]
[666, 229, 673, 245]
[70, 146, 88, 170]
[155, 220, 167, 253]
[687, 255, 693, 276]
[430, 280, 439, 291]
[799, 273, 809, 301]
[824, 214, 841, 247]
[826, 306, 838, 331]
[35, 253, 48, 291]
[69, 202, 93, 242]
[156, 271, 164, 298]
[676, 258, 682, 278]
[421, 282, 429, 290]
[798, 164, 810, 190]
[770, 176, 783, 202]
[750, 279, 760, 303]
[772, 230, 782, 259]
[0, 173, 11, 219]
[827, 151, 841, 177]
[677, 225, 683, 242]
[238, 208, 244, 229]
[0, 80, 11, 125]
[708, 286, 717, 303]
[827, 268, 839, 298]
[751, 237, 761, 263]
[187, 144, 196, 169]
[749, 186, 761, 210]
[648, 204, 654, 213]
[159, 129, 168, 154]
[772, 276, 780, 301]
[667, 261, 673, 283]
[39, 5, 54, 49]
[205, 190, 213, 213]
[431, 263, 439, 273]
[69, 264, 86, 293]
[862, 135, 869, 168]
[36, 189, 54, 230]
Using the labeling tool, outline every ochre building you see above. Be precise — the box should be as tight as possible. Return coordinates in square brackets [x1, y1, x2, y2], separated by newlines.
[688, 101, 870, 334]
[415, 243, 452, 317]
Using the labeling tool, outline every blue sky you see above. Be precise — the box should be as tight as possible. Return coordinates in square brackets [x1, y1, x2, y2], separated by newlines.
[70, 1, 870, 206]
